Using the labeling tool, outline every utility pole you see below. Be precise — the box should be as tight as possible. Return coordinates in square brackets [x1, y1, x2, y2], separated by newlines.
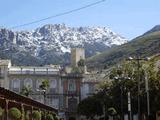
[43, 90, 46, 105]
[37, 89, 46, 104]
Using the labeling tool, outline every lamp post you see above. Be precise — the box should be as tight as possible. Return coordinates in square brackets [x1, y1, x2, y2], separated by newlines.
[127, 56, 150, 120]
[36, 89, 46, 104]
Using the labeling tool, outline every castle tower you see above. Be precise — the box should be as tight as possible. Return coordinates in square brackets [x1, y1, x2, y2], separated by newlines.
[71, 48, 85, 67]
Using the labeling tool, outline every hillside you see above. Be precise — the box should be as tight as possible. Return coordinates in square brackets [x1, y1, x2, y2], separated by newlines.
[0, 24, 127, 66]
[86, 27, 160, 69]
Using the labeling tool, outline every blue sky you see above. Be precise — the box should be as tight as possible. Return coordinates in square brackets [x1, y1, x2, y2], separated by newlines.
[0, 0, 159, 39]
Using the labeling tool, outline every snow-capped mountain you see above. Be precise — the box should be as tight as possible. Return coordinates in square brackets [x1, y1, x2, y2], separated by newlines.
[0, 24, 127, 65]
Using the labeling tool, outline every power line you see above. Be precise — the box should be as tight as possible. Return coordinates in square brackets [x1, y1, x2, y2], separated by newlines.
[11, 0, 106, 29]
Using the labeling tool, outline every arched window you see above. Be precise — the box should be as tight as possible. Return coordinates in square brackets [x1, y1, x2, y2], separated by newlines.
[24, 78, 32, 87]
[50, 80, 57, 89]
[50, 98, 59, 108]
[68, 80, 76, 92]
[36, 80, 42, 89]
[12, 79, 20, 89]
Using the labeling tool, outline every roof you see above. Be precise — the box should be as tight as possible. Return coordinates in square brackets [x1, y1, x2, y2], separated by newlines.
[0, 87, 58, 113]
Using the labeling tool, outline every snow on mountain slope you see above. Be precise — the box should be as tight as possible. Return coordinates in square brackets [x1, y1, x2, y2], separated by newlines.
[0, 24, 127, 65]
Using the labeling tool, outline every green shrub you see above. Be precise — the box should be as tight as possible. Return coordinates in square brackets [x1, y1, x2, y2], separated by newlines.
[0, 107, 4, 117]
[46, 114, 54, 120]
[32, 111, 41, 120]
[71, 67, 81, 73]
[78, 59, 85, 67]
[50, 112, 56, 117]
[9, 107, 21, 120]
[41, 111, 46, 120]
[54, 116, 59, 120]
[25, 112, 30, 120]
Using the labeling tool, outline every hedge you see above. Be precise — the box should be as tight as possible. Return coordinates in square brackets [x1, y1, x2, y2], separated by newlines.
[0, 107, 4, 117]
[9, 107, 21, 120]
[32, 111, 41, 120]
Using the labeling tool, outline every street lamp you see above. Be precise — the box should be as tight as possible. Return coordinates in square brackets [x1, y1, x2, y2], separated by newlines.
[36, 89, 46, 104]
[127, 56, 150, 120]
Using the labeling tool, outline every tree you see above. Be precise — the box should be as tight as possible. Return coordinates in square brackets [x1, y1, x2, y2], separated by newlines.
[77, 59, 85, 67]
[77, 96, 103, 119]
[46, 114, 54, 120]
[39, 80, 49, 90]
[0, 107, 4, 117]
[20, 85, 32, 97]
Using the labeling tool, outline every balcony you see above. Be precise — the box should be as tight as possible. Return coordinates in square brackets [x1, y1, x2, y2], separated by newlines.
[8, 70, 59, 75]
[61, 73, 83, 78]
[8, 67, 60, 75]
[67, 91, 79, 96]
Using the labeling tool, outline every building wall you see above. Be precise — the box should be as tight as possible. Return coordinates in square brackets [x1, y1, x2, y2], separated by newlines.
[8, 74, 62, 109]
[81, 83, 97, 100]
[0, 48, 100, 120]
[62, 76, 82, 110]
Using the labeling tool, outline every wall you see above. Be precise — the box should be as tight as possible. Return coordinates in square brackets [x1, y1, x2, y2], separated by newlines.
[8, 74, 62, 109]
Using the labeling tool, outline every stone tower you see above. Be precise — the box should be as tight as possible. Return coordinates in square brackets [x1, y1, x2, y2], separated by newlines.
[71, 48, 85, 67]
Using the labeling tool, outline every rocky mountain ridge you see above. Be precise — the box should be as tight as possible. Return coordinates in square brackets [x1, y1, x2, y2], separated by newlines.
[0, 24, 127, 65]
[86, 25, 160, 69]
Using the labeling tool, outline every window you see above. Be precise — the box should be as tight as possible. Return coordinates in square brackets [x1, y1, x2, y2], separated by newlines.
[12, 79, 20, 89]
[50, 80, 57, 88]
[36, 80, 42, 89]
[50, 98, 59, 108]
[68, 81, 76, 92]
[89, 84, 94, 93]
[24, 78, 32, 87]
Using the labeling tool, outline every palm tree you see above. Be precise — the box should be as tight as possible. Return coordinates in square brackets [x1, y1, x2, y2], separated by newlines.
[39, 79, 49, 90]
[39, 80, 50, 104]
[20, 85, 32, 97]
